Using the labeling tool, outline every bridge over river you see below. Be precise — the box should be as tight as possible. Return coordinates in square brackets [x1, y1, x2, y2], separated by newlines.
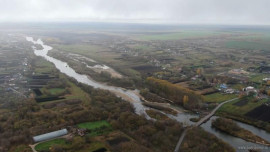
[174, 98, 238, 152]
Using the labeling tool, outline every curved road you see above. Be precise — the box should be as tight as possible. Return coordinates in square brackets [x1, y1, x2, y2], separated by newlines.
[174, 98, 238, 152]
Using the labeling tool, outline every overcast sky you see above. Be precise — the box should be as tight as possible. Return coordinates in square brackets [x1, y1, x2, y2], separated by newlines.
[1, 0, 270, 25]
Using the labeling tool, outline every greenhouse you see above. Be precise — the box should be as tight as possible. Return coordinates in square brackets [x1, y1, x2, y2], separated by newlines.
[33, 129, 68, 143]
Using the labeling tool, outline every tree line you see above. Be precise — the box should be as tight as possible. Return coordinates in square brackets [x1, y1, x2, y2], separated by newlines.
[145, 77, 203, 110]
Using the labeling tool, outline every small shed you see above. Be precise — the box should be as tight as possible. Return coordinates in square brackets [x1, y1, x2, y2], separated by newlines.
[33, 129, 68, 143]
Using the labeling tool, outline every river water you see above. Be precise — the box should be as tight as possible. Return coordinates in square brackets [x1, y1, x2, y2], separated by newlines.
[26, 37, 150, 118]
[201, 116, 270, 152]
[26, 37, 270, 152]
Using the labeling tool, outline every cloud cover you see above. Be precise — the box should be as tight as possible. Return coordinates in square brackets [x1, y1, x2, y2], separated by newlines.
[0, 0, 270, 24]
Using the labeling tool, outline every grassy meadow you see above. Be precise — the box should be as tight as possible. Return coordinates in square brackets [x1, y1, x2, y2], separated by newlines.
[204, 93, 238, 103]
[77, 120, 112, 136]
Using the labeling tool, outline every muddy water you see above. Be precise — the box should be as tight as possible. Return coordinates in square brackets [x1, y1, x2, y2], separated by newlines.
[26, 37, 270, 151]
[26, 37, 149, 118]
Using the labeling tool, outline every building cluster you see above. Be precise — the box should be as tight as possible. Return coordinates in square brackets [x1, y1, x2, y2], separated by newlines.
[68, 127, 87, 137]
[218, 84, 237, 94]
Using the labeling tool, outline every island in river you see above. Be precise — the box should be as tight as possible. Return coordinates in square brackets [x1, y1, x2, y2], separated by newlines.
[212, 117, 270, 146]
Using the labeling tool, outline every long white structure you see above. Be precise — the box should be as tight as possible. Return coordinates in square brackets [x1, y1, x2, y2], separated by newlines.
[33, 129, 68, 143]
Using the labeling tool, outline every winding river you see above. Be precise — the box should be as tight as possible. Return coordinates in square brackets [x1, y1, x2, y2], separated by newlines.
[26, 37, 150, 118]
[201, 116, 270, 152]
[26, 37, 270, 152]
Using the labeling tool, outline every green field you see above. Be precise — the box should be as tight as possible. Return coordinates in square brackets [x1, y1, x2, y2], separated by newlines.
[77, 120, 112, 136]
[77, 120, 111, 129]
[64, 77, 91, 105]
[217, 98, 268, 116]
[48, 88, 65, 95]
[34, 58, 56, 74]
[135, 31, 222, 40]
[35, 138, 68, 152]
[216, 98, 270, 132]
[250, 74, 268, 83]
[52, 44, 107, 63]
[204, 93, 237, 103]
[52, 43, 142, 78]
[231, 84, 245, 90]
[225, 40, 270, 50]
[33, 57, 91, 105]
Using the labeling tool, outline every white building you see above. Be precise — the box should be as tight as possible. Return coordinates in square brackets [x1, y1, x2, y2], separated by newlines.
[243, 86, 257, 95]
[263, 78, 270, 81]
[33, 129, 68, 143]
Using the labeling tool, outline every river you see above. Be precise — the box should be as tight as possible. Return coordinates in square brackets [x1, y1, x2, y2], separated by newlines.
[201, 116, 270, 152]
[26, 37, 150, 118]
[26, 37, 270, 152]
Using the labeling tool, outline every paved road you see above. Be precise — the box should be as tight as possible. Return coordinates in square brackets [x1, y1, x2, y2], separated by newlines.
[174, 98, 238, 152]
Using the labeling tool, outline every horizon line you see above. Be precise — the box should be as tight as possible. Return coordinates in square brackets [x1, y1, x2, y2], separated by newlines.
[1, 20, 270, 27]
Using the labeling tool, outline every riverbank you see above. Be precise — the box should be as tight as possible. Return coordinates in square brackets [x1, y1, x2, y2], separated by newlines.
[181, 127, 236, 152]
[26, 36, 152, 118]
[24, 36, 186, 152]
[212, 117, 270, 146]
[217, 112, 270, 133]
[216, 96, 270, 133]
[48, 50, 135, 89]
[26, 36, 270, 152]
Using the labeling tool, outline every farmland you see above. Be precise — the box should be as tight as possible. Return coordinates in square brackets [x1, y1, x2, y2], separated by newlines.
[218, 98, 268, 116]
[134, 30, 224, 41]
[204, 93, 238, 103]
[0, 30, 187, 152]
[0, 24, 270, 152]
[30, 57, 91, 106]
[30, 25, 270, 151]
[217, 97, 270, 132]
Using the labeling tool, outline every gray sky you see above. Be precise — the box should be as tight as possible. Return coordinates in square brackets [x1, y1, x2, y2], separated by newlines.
[1, 0, 270, 25]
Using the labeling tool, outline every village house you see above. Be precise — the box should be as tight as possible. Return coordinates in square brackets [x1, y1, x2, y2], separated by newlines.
[225, 88, 235, 94]
[263, 78, 270, 81]
[191, 75, 200, 81]
[218, 84, 228, 91]
[243, 86, 257, 95]
[67, 126, 87, 137]
[77, 128, 87, 136]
